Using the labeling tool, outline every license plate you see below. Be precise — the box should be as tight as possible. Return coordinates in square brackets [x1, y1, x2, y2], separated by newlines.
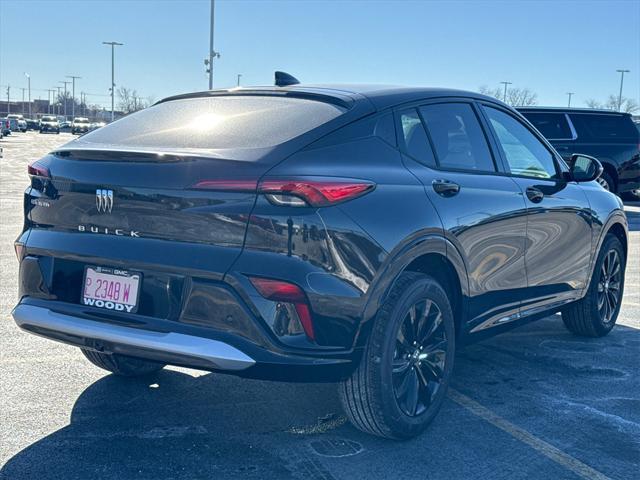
[82, 266, 141, 313]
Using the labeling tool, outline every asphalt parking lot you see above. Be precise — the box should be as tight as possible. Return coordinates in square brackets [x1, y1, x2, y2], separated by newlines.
[0, 131, 638, 480]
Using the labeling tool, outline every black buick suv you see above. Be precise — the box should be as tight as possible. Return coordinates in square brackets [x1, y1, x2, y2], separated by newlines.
[13, 80, 628, 439]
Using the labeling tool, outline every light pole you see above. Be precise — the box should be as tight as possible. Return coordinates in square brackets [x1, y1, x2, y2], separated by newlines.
[59, 80, 70, 118]
[500, 81, 512, 103]
[6, 86, 9, 114]
[20, 88, 26, 114]
[566, 92, 574, 107]
[103, 41, 124, 121]
[46, 89, 55, 114]
[207, 0, 220, 89]
[55, 86, 62, 115]
[66, 75, 81, 119]
[24, 73, 31, 117]
[616, 69, 630, 112]
[236, 74, 242, 87]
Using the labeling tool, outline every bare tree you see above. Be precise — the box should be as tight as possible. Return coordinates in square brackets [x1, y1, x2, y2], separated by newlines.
[584, 95, 639, 113]
[478, 85, 538, 106]
[506, 88, 538, 106]
[478, 85, 502, 99]
[117, 87, 150, 114]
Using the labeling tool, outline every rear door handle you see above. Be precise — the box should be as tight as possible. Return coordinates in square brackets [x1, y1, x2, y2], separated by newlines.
[526, 186, 544, 203]
[432, 179, 460, 197]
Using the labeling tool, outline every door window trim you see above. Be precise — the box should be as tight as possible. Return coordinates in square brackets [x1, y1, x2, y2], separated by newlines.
[394, 99, 501, 175]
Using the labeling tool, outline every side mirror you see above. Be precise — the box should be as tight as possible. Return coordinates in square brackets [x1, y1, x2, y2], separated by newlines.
[569, 154, 603, 183]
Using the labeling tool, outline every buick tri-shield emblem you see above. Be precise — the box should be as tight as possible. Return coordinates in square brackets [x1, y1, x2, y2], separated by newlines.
[96, 189, 114, 213]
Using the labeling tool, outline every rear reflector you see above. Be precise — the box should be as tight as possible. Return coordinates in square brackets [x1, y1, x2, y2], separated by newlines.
[249, 277, 315, 341]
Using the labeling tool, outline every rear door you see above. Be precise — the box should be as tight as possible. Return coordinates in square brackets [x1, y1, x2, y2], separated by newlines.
[480, 104, 593, 314]
[397, 101, 529, 333]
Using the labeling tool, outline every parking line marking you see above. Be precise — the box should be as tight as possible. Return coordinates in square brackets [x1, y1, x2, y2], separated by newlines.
[448, 388, 613, 480]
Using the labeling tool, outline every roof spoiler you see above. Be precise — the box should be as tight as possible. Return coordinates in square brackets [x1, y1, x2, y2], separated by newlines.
[275, 71, 300, 87]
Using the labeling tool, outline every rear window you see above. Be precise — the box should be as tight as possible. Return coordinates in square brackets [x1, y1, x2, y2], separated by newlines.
[78, 95, 347, 150]
[521, 112, 573, 139]
[569, 113, 639, 141]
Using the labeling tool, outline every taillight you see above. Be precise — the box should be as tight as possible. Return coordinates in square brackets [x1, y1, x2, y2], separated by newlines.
[192, 177, 375, 207]
[14, 242, 25, 262]
[259, 179, 375, 207]
[249, 277, 315, 341]
[27, 160, 50, 178]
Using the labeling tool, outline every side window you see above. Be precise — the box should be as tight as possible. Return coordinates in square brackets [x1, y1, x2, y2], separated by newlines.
[483, 106, 558, 179]
[521, 112, 573, 140]
[419, 103, 495, 172]
[569, 113, 639, 141]
[399, 109, 436, 167]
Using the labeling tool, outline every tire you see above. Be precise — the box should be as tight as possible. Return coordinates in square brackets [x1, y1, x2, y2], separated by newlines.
[562, 234, 625, 337]
[339, 272, 456, 439]
[597, 171, 615, 194]
[81, 348, 165, 377]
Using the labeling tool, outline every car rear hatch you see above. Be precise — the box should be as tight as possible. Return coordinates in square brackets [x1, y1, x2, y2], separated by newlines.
[24, 93, 356, 280]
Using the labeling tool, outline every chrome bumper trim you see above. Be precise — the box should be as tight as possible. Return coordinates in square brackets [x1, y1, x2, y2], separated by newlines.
[12, 304, 255, 371]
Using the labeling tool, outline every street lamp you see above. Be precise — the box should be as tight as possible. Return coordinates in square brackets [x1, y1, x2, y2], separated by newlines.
[236, 74, 242, 87]
[24, 73, 31, 117]
[66, 75, 81, 119]
[500, 81, 512, 103]
[566, 92, 575, 107]
[59, 80, 70, 118]
[20, 88, 26, 114]
[102, 41, 124, 121]
[616, 69, 630, 112]
[207, 0, 221, 89]
[46, 89, 55, 114]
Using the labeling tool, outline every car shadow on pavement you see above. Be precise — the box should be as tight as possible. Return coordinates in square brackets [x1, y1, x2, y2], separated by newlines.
[2, 317, 639, 480]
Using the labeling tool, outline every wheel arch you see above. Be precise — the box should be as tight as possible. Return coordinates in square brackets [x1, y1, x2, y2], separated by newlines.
[355, 234, 469, 349]
[585, 212, 628, 293]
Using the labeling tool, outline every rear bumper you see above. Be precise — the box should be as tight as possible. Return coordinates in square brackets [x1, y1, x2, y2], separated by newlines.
[13, 304, 255, 371]
[12, 296, 359, 382]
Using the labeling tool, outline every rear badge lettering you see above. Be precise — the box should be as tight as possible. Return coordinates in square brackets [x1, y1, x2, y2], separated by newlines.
[31, 199, 51, 208]
[78, 225, 141, 237]
[82, 297, 135, 313]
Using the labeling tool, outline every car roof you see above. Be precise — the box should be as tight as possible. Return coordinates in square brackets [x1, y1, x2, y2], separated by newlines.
[517, 106, 631, 116]
[157, 84, 504, 111]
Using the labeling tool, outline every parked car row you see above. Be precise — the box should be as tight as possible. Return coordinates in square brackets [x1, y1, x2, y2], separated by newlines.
[0, 115, 108, 137]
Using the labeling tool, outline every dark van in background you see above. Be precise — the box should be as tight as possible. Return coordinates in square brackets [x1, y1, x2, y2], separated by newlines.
[518, 107, 640, 198]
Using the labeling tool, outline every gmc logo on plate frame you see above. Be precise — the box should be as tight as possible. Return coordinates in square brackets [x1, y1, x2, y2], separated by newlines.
[96, 189, 113, 213]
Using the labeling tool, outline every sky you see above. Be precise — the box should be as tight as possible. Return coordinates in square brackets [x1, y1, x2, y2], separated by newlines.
[1, 0, 639, 109]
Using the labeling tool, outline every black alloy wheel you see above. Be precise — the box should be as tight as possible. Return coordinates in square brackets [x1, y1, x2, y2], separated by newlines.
[392, 298, 448, 417]
[597, 248, 622, 325]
